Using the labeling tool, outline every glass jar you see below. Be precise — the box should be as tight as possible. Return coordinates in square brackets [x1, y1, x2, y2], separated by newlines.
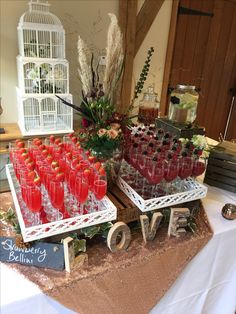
[168, 85, 199, 123]
[138, 85, 159, 124]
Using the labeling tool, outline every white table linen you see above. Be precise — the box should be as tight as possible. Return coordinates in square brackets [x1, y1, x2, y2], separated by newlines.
[151, 184, 236, 314]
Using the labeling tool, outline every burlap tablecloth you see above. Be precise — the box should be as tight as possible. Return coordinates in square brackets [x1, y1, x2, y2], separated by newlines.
[0, 192, 212, 314]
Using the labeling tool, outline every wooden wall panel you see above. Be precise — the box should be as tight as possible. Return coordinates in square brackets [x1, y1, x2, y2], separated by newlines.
[165, 0, 235, 139]
[200, 0, 235, 138]
[191, 0, 215, 89]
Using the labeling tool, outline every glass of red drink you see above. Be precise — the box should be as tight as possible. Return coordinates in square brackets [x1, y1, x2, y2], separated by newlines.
[26, 184, 42, 226]
[93, 174, 107, 201]
[178, 156, 194, 191]
[147, 159, 165, 197]
[74, 174, 89, 215]
[192, 160, 206, 177]
[164, 159, 179, 194]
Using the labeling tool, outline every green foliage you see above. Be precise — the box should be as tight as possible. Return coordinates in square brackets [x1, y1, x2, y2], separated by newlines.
[0, 207, 17, 225]
[73, 239, 86, 255]
[80, 222, 113, 239]
[134, 47, 155, 100]
[81, 97, 115, 127]
[14, 222, 22, 235]
[84, 133, 121, 159]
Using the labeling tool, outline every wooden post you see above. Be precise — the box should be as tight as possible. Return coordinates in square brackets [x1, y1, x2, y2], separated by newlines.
[107, 222, 131, 252]
[119, 0, 137, 114]
[140, 212, 163, 243]
[168, 207, 190, 237]
[159, 0, 179, 116]
[135, 0, 165, 55]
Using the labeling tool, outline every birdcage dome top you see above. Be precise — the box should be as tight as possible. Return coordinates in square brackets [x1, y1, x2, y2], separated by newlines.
[18, 0, 63, 29]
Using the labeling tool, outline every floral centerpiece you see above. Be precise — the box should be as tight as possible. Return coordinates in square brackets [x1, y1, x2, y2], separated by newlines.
[57, 13, 154, 186]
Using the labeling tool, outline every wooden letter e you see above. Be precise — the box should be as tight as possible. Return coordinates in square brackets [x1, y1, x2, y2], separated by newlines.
[140, 212, 163, 243]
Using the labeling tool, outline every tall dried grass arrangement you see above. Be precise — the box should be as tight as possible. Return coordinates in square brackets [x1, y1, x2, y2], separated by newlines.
[77, 36, 93, 96]
[103, 13, 124, 106]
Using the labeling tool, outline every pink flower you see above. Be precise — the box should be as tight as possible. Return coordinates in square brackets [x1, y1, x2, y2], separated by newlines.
[107, 129, 118, 139]
[97, 128, 107, 137]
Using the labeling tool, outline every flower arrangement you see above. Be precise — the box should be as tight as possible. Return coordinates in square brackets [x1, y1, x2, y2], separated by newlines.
[179, 135, 211, 160]
[56, 13, 154, 162]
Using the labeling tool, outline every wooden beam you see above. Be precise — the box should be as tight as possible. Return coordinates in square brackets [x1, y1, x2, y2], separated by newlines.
[160, 0, 179, 116]
[119, 0, 137, 114]
[135, 0, 165, 56]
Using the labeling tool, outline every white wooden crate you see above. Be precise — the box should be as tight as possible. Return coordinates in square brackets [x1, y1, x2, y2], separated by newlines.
[6, 164, 117, 242]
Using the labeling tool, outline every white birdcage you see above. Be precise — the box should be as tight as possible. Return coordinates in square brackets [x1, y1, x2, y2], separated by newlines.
[16, 0, 73, 135]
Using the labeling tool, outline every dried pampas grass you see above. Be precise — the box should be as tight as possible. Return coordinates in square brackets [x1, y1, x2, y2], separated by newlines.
[103, 13, 124, 106]
[77, 36, 93, 96]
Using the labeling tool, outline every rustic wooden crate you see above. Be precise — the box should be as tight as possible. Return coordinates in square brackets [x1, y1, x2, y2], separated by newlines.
[107, 186, 142, 223]
[107, 187, 203, 223]
[156, 117, 205, 139]
[204, 141, 236, 193]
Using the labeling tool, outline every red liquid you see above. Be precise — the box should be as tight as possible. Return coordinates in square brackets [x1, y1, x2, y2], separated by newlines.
[75, 178, 89, 204]
[88, 169, 96, 189]
[147, 163, 164, 184]
[51, 182, 64, 210]
[179, 157, 193, 179]
[192, 161, 206, 177]
[179, 167, 192, 179]
[165, 162, 179, 182]
[94, 179, 107, 200]
[69, 170, 76, 195]
[28, 188, 41, 213]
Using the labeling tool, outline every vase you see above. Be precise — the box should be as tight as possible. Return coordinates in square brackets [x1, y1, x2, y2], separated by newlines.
[91, 147, 123, 190]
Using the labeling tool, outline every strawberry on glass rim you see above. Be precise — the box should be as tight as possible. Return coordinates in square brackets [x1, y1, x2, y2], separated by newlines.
[42, 149, 48, 157]
[17, 141, 25, 148]
[55, 172, 65, 182]
[88, 155, 96, 163]
[85, 150, 91, 156]
[53, 166, 61, 174]
[94, 162, 101, 171]
[51, 160, 59, 168]
[83, 168, 91, 178]
[46, 154, 53, 163]
[55, 138, 61, 145]
[71, 136, 77, 144]
[35, 139, 42, 146]
[26, 161, 35, 171]
[34, 176, 41, 186]
[50, 135, 55, 143]
[98, 167, 106, 176]
[27, 170, 37, 180]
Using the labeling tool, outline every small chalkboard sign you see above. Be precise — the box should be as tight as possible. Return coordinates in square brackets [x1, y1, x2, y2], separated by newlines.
[0, 237, 65, 270]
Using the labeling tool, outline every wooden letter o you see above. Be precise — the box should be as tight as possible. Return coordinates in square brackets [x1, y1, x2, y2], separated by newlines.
[107, 222, 131, 252]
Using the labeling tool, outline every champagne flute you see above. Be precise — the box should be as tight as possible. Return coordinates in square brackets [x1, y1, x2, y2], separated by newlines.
[178, 156, 194, 191]
[192, 160, 206, 178]
[164, 159, 179, 195]
[74, 173, 89, 215]
[26, 184, 42, 226]
[48, 180, 65, 220]
[92, 174, 107, 212]
[147, 159, 165, 197]
[93, 174, 107, 201]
